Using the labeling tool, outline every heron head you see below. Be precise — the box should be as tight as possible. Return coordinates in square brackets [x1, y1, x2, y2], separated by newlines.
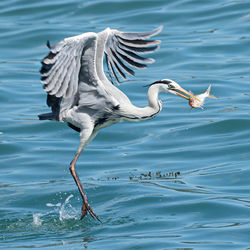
[150, 79, 199, 101]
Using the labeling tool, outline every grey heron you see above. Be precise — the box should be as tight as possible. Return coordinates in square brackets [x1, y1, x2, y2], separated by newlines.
[38, 26, 198, 222]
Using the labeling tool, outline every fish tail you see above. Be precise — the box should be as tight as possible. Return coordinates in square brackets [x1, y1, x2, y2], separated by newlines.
[206, 84, 211, 94]
[206, 84, 216, 98]
[208, 94, 216, 99]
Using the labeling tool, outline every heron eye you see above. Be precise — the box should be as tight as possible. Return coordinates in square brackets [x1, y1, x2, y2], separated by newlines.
[168, 84, 174, 89]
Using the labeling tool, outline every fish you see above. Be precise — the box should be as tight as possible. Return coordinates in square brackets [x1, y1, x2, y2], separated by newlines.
[188, 85, 216, 108]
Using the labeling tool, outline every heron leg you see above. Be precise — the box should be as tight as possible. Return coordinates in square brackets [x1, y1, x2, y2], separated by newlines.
[69, 151, 101, 222]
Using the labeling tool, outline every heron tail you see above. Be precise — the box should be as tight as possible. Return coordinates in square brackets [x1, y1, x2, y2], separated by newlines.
[38, 112, 55, 120]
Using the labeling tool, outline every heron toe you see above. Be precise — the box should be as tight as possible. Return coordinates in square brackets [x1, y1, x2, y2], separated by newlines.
[80, 203, 87, 220]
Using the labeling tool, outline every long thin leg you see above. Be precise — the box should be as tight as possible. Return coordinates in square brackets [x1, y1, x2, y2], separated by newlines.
[70, 150, 101, 222]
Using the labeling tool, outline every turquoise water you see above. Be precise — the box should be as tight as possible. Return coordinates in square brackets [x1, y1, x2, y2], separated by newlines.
[1, 0, 250, 248]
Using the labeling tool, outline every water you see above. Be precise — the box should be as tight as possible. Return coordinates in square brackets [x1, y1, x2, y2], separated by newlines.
[1, 0, 250, 248]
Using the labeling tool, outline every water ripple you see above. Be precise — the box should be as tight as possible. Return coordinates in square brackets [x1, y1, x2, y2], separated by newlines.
[1, 0, 250, 249]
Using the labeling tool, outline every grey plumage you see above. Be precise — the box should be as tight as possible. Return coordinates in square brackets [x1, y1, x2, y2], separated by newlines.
[38, 26, 177, 221]
[39, 26, 163, 129]
[38, 26, 200, 221]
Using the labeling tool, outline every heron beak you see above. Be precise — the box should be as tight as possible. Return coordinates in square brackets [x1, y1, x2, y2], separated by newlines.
[172, 87, 200, 102]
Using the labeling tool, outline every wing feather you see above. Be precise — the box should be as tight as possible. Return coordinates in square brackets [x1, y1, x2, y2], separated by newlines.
[55, 58, 76, 97]
[66, 58, 80, 98]
[40, 35, 89, 98]
[117, 26, 163, 40]
[118, 43, 160, 54]
[42, 52, 68, 88]
[44, 53, 72, 93]
[116, 36, 161, 48]
[49, 49, 76, 96]
[114, 49, 147, 69]
[39, 26, 162, 122]
[109, 48, 134, 77]
[108, 58, 120, 83]
[104, 26, 162, 83]
[116, 45, 155, 64]
[109, 57, 126, 80]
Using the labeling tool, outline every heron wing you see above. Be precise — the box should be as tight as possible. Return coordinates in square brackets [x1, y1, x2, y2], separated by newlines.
[40, 32, 96, 99]
[103, 26, 163, 83]
[40, 32, 118, 121]
[39, 27, 162, 121]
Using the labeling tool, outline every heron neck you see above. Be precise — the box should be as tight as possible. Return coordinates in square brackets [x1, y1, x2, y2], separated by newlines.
[147, 84, 162, 108]
[122, 84, 162, 121]
[144, 84, 162, 118]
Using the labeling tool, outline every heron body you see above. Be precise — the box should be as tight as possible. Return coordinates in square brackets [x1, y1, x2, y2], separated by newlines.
[39, 26, 197, 221]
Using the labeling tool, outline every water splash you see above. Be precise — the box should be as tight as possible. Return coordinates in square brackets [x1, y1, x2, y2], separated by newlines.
[46, 202, 61, 208]
[32, 213, 44, 226]
[58, 194, 78, 221]
[32, 194, 78, 226]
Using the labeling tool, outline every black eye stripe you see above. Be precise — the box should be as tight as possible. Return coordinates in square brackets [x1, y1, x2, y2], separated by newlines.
[147, 79, 173, 87]
[157, 80, 172, 84]
[162, 80, 172, 84]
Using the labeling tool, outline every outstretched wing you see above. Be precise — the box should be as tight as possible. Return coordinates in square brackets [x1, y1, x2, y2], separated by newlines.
[39, 27, 162, 121]
[40, 32, 118, 121]
[40, 32, 96, 99]
[103, 26, 163, 83]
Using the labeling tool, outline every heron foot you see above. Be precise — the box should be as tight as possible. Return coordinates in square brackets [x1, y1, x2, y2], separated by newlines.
[80, 200, 101, 223]
[69, 151, 101, 222]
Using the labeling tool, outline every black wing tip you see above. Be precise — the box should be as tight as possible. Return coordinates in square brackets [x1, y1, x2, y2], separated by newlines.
[110, 48, 135, 76]
[40, 62, 54, 74]
[119, 43, 160, 54]
[41, 75, 48, 81]
[47, 40, 51, 49]
[116, 50, 147, 69]
[117, 35, 161, 47]
[109, 62, 121, 83]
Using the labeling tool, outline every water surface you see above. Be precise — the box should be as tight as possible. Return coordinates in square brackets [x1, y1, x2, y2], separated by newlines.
[1, 0, 250, 249]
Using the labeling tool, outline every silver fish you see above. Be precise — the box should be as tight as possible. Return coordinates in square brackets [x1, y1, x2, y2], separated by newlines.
[189, 85, 216, 108]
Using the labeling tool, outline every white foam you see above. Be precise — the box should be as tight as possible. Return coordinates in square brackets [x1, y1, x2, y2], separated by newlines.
[59, 194, 78, 221]
[46, 202, 61, 207]
[32, 213, 44, 226]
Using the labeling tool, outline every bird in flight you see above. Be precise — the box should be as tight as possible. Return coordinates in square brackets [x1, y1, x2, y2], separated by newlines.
[38, 26, 198, 222]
